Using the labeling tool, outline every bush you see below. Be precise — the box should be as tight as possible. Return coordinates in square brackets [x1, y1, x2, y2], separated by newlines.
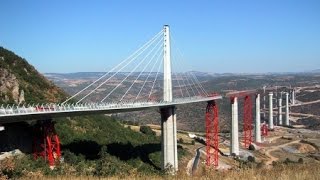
[284, 158, 293, 164]
[298, 158, 304, 164]
[178, 138, 184, 144]
[248, 144, 256, 151]
[191, 140, 195, 145]
[248, 156, 255, 163]
[140, 126, 156, 136]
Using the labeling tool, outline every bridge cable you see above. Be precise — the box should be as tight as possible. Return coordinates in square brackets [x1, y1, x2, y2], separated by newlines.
[190, 72, 209, 96]
[135, 46, 163, 100]
[76, 30, 163, 103]
[186, 72, 202, 96]
[148, 56, 163, 99]
[170, 36, 197, 97]
[171, 53, 188, 98]
[171, 54, 191, 97]
[63, 29, 163, 104]
[173, 69, 184, 98]
[186, 71, 204, 96]
[174, 43, 209, 96]
[119, 38, 163, 101]
[182, 70, 196, 96]
[171, 33, 209, 96]
[101, 35, 163, 102]
[176, 51, 209, 96]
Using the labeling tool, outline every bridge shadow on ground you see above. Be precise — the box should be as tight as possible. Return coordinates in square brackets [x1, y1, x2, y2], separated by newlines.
[107, 142, 161, 170]
[0, 122, 33, 153]
[62, 140, 161, 170]
[62, 140, 101, 160]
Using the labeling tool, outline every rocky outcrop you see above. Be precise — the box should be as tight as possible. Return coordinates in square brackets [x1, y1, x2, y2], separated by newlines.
[0, 68, 23, 103]
[0, 46, 66, 104]
[18, 90, 25, 103]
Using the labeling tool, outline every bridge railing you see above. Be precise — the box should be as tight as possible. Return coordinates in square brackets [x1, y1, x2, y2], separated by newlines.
[0, 95, 216, 117]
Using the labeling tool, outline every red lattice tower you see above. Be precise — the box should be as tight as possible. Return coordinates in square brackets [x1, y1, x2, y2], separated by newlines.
[243, 95, 253, 148]
[261, 123, 268, 137]
[205, 100, 219, 167]
[33, 120, 61, 167]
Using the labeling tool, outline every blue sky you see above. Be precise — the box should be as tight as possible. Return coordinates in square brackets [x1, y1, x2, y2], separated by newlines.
[1, 0, 320, 73]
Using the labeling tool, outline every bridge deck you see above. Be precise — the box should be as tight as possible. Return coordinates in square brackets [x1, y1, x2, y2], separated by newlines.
[0, 96, 222, 124]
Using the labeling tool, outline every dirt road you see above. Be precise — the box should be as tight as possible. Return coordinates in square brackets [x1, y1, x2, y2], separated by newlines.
[265, 139, 300, 165]
[187, 146, 205, 175]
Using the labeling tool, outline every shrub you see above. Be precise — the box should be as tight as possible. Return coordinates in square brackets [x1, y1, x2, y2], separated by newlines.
[284, 158, 293, 164]
[298, 158, 304, 164]
[248, 144, 256, 151]
[140, 126, 156, 136]
[191, 140, 195, 145]
[248, 156, 255, 163]
[178, 138, 184, 144]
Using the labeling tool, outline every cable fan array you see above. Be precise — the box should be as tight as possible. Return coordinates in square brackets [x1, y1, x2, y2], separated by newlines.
[63, 28, 209, 104]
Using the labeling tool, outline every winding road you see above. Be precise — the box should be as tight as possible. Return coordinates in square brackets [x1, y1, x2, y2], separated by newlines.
[187, 146, 205, 175]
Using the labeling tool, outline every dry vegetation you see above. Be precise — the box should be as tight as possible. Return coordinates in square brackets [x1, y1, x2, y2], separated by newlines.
[2, 163, 319, 180]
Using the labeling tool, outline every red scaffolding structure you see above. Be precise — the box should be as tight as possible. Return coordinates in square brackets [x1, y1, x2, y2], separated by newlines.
[261, 122, 268, 137]
[205, 100, 219, 167]
[32, 120, 61, 167]
[243, 95, 253, 148]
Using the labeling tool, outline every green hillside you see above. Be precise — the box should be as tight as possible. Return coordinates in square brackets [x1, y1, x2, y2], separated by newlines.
[0, 47, 67, 104]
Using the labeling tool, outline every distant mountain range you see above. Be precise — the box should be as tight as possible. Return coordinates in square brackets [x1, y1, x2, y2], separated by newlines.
[45, 69, 320, 81]
[310, 69, 320, 73]
[44, 71, 213, 79]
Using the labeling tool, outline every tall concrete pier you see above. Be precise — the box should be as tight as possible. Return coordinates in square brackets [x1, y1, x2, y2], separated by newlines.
[160, 25, 178, 171]
[268, 92, 274, 129]
[255, 94, 261, 143]
[231, 97, 239, 156]
[278, 98, 283, 125]
[292, 89, 295, 105]
[160, 107, 177, 171]
[285, 92, 290, 126]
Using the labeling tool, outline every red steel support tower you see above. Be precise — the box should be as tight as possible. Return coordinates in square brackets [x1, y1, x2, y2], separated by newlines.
[243, 95, 253, 148]
[33, 120, 61, 167]
[261, 123, 268, 137]
[205, 100, 219, 167]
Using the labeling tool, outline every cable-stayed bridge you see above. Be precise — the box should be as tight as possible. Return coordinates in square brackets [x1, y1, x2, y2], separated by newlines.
[0, 25, 222, 171]
[0, 25, 220, 123]
[0, 25, 302, 173]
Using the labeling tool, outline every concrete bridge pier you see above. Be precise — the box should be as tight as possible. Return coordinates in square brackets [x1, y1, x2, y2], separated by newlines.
[230, 97, 239, 156]
[278, 98, 283, 125]
[285, 92, 290, 126]
[255, 94, 261, 143]
[292, 89, 295, 105]
[268, 92, 274, 129]
[160, 106, 178, 171]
